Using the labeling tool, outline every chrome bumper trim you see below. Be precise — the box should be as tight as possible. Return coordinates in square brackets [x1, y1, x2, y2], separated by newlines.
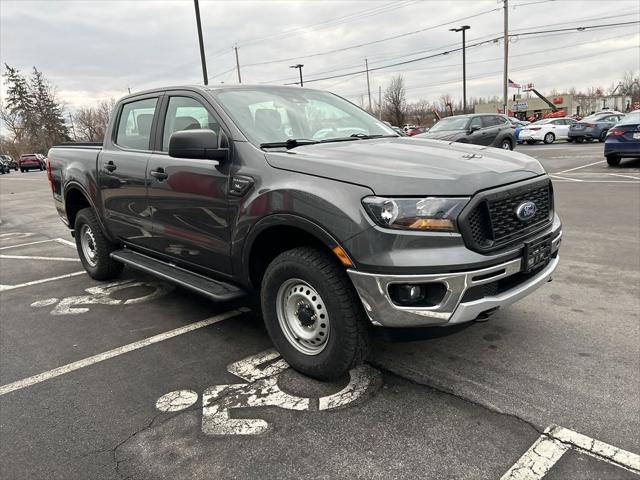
[348, 231, 561, 328]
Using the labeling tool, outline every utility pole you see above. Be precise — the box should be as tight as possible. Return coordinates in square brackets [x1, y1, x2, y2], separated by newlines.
[502, 0, 509, 114]
[67, 112, 76, 141]
[449, 25, 470, 113]
[365, 57, 372, 112]
[290, 64, 304, 87]
[378, 85, 382, 120]
[127, 87, 131, 94]
[193, 0, 209, 85]
[234, 45, 242, 84]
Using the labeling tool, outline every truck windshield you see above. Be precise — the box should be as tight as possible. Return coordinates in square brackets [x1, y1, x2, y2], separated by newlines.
[213, 88, 396, 147]
[429, 117, 470, 132]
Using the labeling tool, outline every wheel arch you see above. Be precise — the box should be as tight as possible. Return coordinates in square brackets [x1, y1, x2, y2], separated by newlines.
[239, 214, 353, 291]
[63, 182, 112, 240]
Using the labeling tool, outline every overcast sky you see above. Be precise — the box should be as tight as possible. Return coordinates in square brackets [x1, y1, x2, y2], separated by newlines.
[1, 0, 639, 112]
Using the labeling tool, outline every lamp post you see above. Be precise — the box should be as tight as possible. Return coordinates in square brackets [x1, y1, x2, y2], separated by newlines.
[290, 64, 304, 87]
[449, 25, 470, 113]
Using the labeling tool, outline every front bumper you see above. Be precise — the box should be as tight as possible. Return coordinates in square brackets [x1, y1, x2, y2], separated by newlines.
[348, 230, 561, 327]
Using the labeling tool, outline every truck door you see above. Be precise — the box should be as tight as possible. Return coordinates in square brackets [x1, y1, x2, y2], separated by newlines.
[99, 95, 159, 246]
[145, 93, 233, 275]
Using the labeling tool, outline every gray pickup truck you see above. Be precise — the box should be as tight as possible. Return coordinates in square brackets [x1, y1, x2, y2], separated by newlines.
[47, 85, 562, 379]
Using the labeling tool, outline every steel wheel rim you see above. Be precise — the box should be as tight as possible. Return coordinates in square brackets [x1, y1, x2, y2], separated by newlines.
[502, 140, 511, 150]
[545, 133, 553, 143]
[80, 224, 98, 267]
[276, 278, 329, 355]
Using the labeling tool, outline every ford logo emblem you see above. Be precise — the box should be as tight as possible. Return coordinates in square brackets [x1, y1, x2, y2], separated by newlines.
[515, 201, 537, 221]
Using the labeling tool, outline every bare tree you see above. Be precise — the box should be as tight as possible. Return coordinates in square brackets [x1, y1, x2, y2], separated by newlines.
[383, 75, 407, 126]
[73, 98, 115, 142]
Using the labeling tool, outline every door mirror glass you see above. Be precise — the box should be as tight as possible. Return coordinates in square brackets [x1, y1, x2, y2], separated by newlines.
[168, 129, 227, 161]
[469, 124, 481, 132]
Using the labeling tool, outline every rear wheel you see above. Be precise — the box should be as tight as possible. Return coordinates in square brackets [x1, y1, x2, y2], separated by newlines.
[575, 137, 584, 143]
[261, 247, 371, 380]
[543, 132, 555, 144]
[606, 155, 621, 167]
[74, 208, 123, 280]
[500, 138, 513, 150]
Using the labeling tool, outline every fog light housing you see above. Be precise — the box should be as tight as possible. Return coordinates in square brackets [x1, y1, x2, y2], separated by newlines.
[388, 282, 447, 307]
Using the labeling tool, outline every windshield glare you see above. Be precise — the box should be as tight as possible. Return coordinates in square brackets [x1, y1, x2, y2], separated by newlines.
[213, 88, 396, 146]
[429, 117, 469, 132]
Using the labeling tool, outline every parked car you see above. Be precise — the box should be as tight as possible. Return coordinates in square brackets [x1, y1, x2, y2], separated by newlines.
[0, 157, 11, 174]
[19, 154, 45, 172]
[407, 126, 428, 136]
[519, 117, 576, 144]
[391, 126, 407, 136]
[568, 112, 625, 143]
[415, 113, 516, 150]
[604, 110, 640, 166]
[47, 85, 561, 380]
[509, 118, 530, 144]
[0, 154, 18, 170]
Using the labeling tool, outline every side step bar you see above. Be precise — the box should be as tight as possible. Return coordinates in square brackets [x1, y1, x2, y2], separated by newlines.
[111, 249, 245, 302]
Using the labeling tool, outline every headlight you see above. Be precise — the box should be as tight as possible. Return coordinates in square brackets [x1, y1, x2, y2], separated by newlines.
[362, 196, 468, 231]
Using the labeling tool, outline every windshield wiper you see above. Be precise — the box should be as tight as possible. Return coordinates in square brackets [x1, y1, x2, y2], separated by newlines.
[348, 133, 397, 139]
[260, 139, 319, 149]
[317, 134, 398, 144]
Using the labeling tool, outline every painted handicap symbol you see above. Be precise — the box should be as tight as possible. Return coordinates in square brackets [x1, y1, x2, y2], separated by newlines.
[31, 279, 174, 315]
[156, 349, 381, 435]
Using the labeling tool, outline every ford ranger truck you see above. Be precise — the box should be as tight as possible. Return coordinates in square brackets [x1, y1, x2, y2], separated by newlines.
[47, 86, 562, 380]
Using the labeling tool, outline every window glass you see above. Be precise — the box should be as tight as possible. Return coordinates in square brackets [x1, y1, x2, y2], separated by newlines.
[162, 96, 220, 151]
[469, 117, 483, 129]
[481, 116, 500, 128]
[115, 98, 157, 150]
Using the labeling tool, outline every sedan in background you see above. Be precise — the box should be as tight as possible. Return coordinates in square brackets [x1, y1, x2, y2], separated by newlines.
[568, 112, 625, 143]
[604, 110, 640, 166]
[19, 154, 45, 172]
[0, 158, 11, 174]
[0, 154, 18, 170]
[519, 117, 576, 144]
[407, 126, 429, 136]
[415, 113, 516, 150]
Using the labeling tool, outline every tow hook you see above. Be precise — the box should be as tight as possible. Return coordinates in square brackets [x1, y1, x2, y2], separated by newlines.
[475, 307, 500, 322]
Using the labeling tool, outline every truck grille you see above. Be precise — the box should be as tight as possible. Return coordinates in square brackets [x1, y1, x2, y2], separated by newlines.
[460, 179, 552, 252]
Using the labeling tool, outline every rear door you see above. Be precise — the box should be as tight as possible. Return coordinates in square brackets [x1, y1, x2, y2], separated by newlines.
[98, 94, 160, 245]
[480, 115, 503, 146]
[145, 92, 233, 275]
[552, 118, 570, 139]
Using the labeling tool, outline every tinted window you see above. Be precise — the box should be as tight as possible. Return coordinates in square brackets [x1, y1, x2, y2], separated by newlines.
[481, 116, 501, 128]
[162, 96, 221, 151]
[115, 98, 158, 150]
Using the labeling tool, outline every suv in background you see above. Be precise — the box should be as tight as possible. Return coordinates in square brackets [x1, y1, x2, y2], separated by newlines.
[0, 154, 18, 171]
[19, 154, 45, 172]
[0, 157, 11, 174]
[415, 113, 516, 150]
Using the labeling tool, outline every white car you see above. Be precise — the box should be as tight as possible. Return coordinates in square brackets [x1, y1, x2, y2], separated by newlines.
[519, 117, 576, 144]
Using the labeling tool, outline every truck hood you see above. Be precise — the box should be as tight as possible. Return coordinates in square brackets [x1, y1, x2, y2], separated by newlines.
[264, 137, 545, 196]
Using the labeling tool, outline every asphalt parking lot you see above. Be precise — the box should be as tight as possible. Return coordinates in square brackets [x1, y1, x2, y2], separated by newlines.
[0, 142, 638, 480]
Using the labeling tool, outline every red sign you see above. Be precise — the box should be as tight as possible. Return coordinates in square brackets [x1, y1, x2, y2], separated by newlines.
[552, 97, 564, 105]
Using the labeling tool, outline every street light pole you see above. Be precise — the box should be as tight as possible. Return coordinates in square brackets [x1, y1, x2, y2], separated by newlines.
[449, 25, 470, 113]
[290, 64, 304, 87]
[193, 0, 209, 85]
[503, 0, 509, 114]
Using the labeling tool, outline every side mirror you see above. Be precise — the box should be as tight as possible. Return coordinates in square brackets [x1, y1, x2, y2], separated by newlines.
[469, 125, 481, 133]
[169, 129, 228, 161]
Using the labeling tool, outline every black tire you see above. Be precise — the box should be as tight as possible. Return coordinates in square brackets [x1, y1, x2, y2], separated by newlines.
[526, 140, 536, 145]
[606, 155, 621, 167]
[543, 132, 555, 144]
[500, 138, 513, 150]
[575, 137, 584, 143]
[261, 247, 371, 380]
[20, 169, 24, 173]
[74, 208, 123, 280]
[599, 130, 608, 142]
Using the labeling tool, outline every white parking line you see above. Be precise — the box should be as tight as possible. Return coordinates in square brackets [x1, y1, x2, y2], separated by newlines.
[501, 425, 640, 479]
[0, 255, 79, 262]
[0, 309, 248, 396]
[0, 271, 86, 292]
[0, 237, 76, 251]
[609, 173, 640, 180]
[549, 175, 583, 182]
[557, 160, 606, 174]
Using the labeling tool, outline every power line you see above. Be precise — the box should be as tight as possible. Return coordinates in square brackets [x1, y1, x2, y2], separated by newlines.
[281, 20, 640, 85]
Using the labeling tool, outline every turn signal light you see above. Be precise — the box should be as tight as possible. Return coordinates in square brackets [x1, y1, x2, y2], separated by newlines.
[332, 246, 354, 267]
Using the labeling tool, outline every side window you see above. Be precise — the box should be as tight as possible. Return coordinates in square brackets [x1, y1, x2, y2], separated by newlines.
[469, 117, 483, 129]
[162, 96, 220, 151]
[115, 98, 158, 150]
[481, 116, 499, 128]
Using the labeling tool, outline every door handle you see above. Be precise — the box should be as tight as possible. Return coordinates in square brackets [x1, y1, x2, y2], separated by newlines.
[150, 168, 168, 181]
[103, 161, 117, 172]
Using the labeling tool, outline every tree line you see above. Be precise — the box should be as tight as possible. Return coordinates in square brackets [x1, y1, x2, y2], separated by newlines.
[0, 65, 114, 158]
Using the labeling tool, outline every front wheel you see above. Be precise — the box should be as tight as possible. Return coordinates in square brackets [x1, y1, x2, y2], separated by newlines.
[74, 208, 123, 280]
[543, 132, 555, 144]
[500, 139, 513, 150]
[261, 247, 371, 380]
[606, 155, 621, 167]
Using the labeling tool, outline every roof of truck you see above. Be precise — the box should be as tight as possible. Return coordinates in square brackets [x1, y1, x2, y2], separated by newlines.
[119, 84, 320, 102]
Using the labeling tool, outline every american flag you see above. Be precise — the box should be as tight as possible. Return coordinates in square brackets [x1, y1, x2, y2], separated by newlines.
[508, 79, 521, 89]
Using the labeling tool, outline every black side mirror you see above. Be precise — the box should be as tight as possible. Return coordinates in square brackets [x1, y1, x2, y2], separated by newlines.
[469, 125, 481, 133]
[169, 129, 228, 161]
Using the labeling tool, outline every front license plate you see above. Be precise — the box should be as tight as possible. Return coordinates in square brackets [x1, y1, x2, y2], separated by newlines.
[633, 132, 640, 139]
[523, 236, 552, 272]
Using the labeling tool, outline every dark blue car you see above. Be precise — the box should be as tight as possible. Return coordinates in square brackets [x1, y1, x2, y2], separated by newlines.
[604, 111, 640, 166]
